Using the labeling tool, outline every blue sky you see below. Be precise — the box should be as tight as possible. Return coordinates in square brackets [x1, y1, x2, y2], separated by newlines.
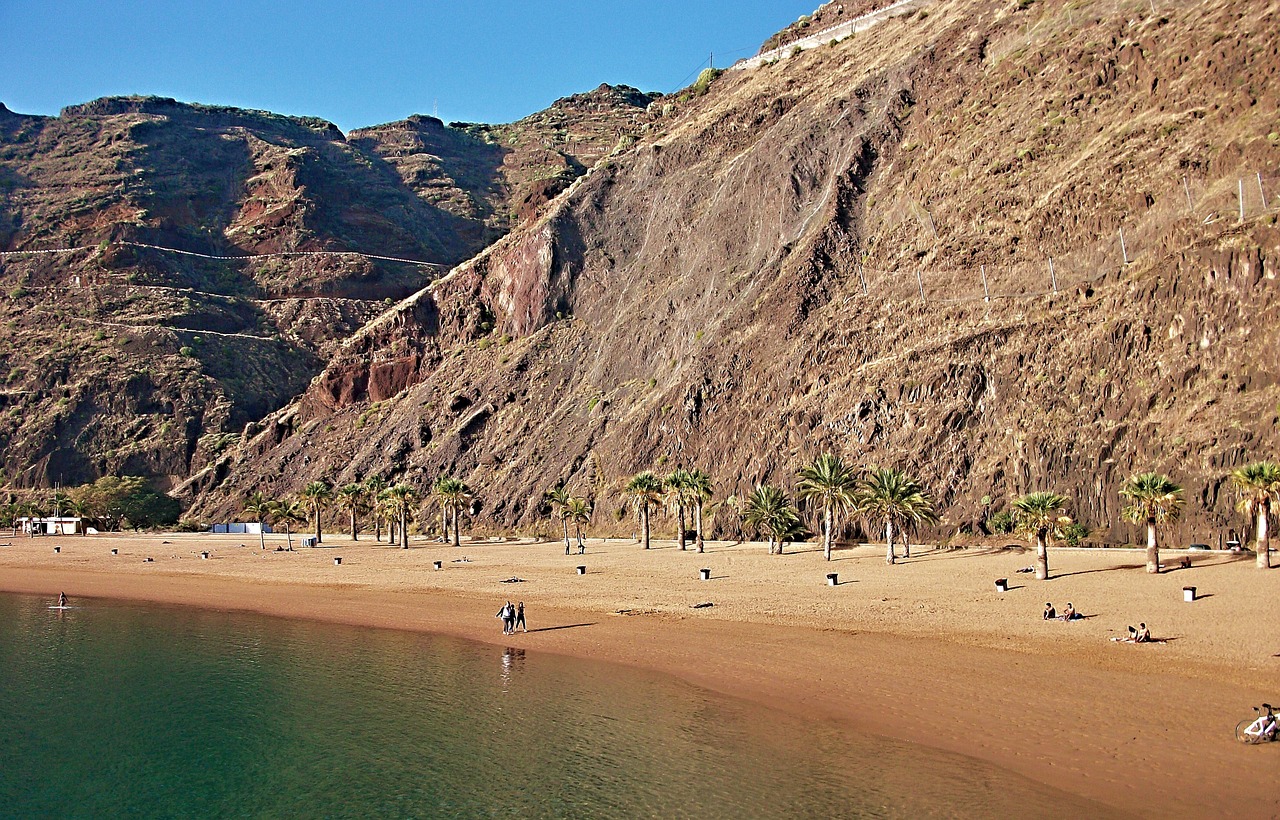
[0, 0, 818, 132]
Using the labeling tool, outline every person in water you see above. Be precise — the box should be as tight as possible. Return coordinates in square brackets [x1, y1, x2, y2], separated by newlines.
[58, 592, 67, 607]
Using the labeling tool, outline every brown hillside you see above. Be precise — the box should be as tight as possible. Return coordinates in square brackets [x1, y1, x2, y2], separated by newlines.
[190, 0, 1280, 543]
[0, 91, 654, 490]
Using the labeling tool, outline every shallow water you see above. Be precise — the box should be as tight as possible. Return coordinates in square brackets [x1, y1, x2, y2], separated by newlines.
[0, 593, 1117, 818]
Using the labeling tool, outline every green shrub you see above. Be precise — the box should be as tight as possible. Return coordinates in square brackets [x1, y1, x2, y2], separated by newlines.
[691, 67, 723, 97]
[1061, 523, 1090, 547]
[987, 510, 1016, 534]
[179, 346, 194, 357]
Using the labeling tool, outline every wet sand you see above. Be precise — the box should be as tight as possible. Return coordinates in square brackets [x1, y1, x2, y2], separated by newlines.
[2, 531, 1277, 817]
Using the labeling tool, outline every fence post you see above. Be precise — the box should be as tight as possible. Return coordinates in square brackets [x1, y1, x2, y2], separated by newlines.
[1239, 178, 1246, 222]
[1258, 171, 1268, 210]
[1048, 256, 1058, 293]
[1183, 175, 1194, 214]
[980, 265, 990, 301]
[1119, 229, 1129, 265]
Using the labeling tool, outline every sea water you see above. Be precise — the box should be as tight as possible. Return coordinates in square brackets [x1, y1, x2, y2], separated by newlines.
[0, 593, 1117, 818]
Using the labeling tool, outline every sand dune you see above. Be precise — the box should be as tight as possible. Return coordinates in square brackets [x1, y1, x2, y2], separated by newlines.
[2, 531, 1277, 817]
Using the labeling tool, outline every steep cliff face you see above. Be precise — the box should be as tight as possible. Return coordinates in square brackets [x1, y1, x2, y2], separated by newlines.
[0, 90, 656, 490]
[190, 0, 1280, 541]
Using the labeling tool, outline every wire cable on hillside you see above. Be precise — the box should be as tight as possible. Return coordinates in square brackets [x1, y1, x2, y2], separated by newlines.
[0, 241, 443, 268]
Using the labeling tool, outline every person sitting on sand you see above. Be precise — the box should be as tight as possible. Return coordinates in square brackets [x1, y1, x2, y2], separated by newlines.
[1059, 603, 1078, 621]
[1134, 623, 1150, 643]
[1043, 602, 1056, 620]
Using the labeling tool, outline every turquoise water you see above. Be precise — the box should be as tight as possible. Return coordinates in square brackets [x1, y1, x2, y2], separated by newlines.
[0, 593, 1116, 818]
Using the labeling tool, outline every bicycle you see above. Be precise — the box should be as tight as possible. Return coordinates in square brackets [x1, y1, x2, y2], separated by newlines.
[1235, 704, 1278, 744]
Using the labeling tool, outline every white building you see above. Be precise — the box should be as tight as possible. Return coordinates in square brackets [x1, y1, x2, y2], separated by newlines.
[210, 523, 273, 535]
[16, 516, 83, 535]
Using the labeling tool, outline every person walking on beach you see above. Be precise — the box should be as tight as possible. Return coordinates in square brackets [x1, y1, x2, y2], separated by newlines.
[515, 601, 527, 632]
[497, 601, 514, 634]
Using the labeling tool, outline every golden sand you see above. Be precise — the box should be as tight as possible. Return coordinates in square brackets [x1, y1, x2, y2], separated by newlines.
[2, 531, 1277, 817]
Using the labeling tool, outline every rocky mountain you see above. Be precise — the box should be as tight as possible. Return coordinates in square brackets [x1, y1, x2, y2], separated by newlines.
[186, 0, 1280, 545]
[0, 88, 656, 490]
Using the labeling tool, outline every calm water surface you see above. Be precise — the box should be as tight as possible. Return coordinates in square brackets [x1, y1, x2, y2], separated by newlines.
[0, 593, 1116, 818]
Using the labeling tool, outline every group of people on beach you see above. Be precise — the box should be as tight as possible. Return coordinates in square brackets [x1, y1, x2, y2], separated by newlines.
[1042, 602, 1082, 621]
[496, 600, 526, 634]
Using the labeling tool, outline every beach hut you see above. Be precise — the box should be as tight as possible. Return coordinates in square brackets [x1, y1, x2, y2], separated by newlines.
[17, 516, 83, 535]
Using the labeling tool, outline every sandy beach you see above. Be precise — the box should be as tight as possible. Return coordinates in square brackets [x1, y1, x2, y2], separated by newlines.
[2, 530, 1277, 818]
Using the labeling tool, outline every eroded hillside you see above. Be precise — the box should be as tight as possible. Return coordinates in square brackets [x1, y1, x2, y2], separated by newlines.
[189, 0, 1279, 543]
[0, 89, 655, 489]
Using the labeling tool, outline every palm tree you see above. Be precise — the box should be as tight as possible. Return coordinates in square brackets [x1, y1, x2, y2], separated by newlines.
[741, 484, 804, 555]
[378, 488, 399, 544]
[1230, 461, 1280, 570]
[270, 499, 305, 549]
[62, 497, 92, 536]
[796, 453, 857, 561]
[242, 491, 273, 550]
[1119, 472, 1185, 574]
[299, 480, 332, 545]
[687, 469, 714, 553]
[566, 496, 592, 551]
[625, 471, 664, 549]
[336, 483, 368, 541]
[857, 468, 937, 565]
[384, 483, 419, 548]
[1012, 492, 1072, 580]
[434, 478, 473, 547]
[665, 468, 695, 550]
[544, 484, 573, 552]
[364, 475, 389, 542]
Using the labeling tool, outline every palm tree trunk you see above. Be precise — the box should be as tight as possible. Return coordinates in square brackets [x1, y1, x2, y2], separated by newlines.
[1146, 519, 1159, 574]
[575, 523, 584, 551]
[885, 518, 895, 565]
[452, 507, 461, 547]
[769, 535, 777, 555]
[285, 522, 292, 550]
[562, 517, 571, 552]
[314, 507, 321, 545]
[823, 504, 832, 561]
[1258, 503, 1271, 570]
[677, 504, 686, 550]
[641, 506, 651, 549]
[695, 502, 705, 553]
[258, 517, 265, 551]
[351, 511, 358, 542]
[1035, 530, 1049, 580]
[401, 510, 409, 548]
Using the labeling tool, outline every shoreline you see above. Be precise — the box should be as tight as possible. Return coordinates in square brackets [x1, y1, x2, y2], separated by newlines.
[2, 532, 1277, 817]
